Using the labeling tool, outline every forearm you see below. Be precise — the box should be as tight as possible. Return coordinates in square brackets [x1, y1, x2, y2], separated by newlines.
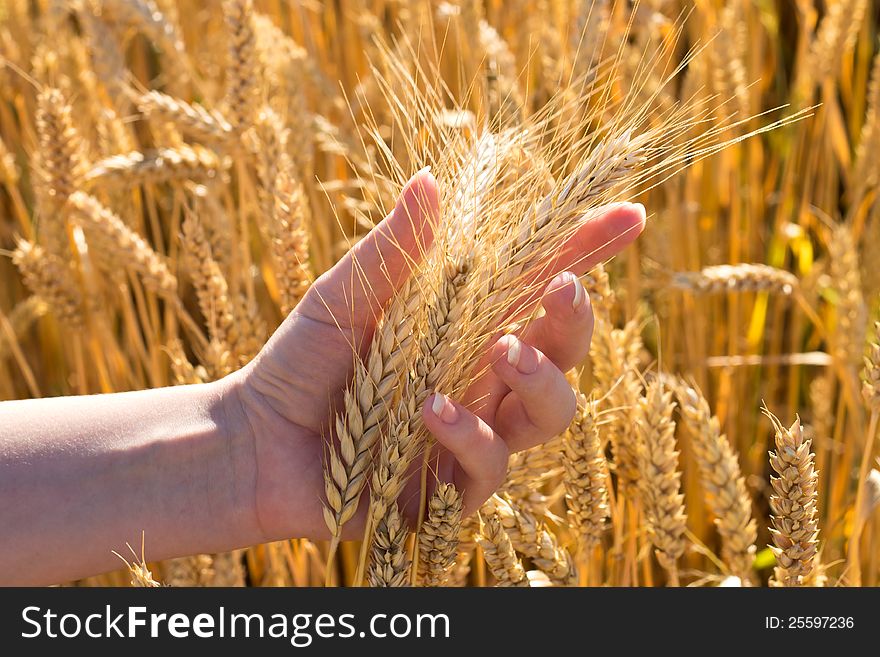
[0, 377, 259, 586]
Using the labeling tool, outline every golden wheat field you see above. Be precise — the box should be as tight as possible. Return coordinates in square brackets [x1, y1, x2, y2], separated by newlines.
[1, 0, 879, 588]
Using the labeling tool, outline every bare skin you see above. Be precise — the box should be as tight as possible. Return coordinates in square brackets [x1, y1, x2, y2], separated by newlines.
[0, 171, 645, 585]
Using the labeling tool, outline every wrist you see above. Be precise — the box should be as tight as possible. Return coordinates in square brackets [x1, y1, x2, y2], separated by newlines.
[204, 370, 264, 548]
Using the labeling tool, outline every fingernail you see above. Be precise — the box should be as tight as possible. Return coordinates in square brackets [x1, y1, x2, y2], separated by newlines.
[572, 277, 586, 311]
[505, 336, 537, 375]
[632, 202, 646, 219]
[431, 392, 459, 424]
[416, 165, 432, 175]
[506, 335, 521, 368]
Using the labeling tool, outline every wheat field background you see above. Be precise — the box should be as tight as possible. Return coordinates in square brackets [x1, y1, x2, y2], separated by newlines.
[0, 0, 879, 587]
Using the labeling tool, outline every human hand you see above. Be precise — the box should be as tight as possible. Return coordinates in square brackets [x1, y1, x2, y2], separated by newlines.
[223, 170, 646, 543]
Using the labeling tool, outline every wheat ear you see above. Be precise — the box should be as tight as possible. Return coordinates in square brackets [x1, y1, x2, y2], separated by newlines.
[34, 87, 88, 256]
[12, 240, 84, 330]
[636, 380, 687, 586]
[221, 0, 258, 134]
[137, 91, 234, 145]
[416, 482, 463, 587]
[673, 380, 757, 583]
[563, 393, 611, 557]
[764, 410, 820, 587]
[85, 145, 227, 188]
[591, 316, 644, 486]
[669, 264, 798, 296]
[848, 323, 880, 584]
[476, 512, 529, 587]
[67, 192, 177, 297]
[367, 502, 411, 587]
[163, 555, 215, 586]
[482, 495, 577, 586]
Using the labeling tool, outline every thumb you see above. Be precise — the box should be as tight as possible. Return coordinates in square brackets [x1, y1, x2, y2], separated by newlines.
[297, 168, 439, 336]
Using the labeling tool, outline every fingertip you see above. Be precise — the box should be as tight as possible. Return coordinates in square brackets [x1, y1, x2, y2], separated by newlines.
[543, 271, 592, 318]
[556, 201, 647, 277]
[598, 201, 646, 245]
[397, 167, 440, 237]
[491, 334, 539, 377]
[424, 392, 460, 425]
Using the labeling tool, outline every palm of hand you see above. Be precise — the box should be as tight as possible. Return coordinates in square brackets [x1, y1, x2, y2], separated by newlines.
[228, 172, 644, 543]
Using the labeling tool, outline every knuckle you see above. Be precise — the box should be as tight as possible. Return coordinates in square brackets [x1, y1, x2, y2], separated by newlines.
[547, 386, 577, 436]
[485, 439, 510, 487]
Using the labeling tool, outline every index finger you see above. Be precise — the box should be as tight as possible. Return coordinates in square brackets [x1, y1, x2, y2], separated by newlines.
[497, 201, 646, 328]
